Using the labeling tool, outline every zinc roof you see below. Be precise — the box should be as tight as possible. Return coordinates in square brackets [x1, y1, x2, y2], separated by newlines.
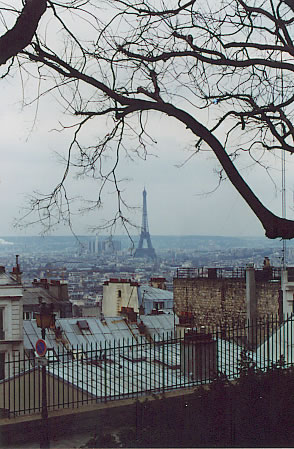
[22, 287, 59, 305]
[38, 337, 248, 401]
[24, 316, 149, 352]
[256, 316, 294, 367]
[140, 314, 178, 339]
[0, 271, 18, 286]
[140, 285, 173, 301]
[23, 315, 264, 405]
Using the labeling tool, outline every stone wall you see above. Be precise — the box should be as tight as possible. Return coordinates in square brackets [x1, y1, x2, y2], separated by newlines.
[174, 277, 280, 328]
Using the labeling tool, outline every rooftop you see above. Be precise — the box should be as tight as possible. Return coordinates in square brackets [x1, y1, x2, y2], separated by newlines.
[139, 284, 173, 301]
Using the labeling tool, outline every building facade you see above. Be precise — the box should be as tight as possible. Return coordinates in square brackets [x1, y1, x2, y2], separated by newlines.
[0, 265, 23, 379]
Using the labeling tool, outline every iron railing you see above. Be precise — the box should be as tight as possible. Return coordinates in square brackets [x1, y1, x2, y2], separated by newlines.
[0, 315, 293, 418]
[175, 266, 281, 281]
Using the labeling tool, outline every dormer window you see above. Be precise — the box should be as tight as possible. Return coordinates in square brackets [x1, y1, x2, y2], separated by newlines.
[76, 320, 92, 335]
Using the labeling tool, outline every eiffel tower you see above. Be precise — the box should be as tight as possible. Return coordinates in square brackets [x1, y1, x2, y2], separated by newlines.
[134, 188, 156, 259]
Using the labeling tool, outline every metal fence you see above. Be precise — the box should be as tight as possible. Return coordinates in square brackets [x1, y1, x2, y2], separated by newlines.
[1, 315, 294, 418]
[175, 266, 281, 280]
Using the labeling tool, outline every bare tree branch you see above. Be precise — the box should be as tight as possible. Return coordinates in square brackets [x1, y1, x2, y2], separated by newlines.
[2, 0, 294, 239]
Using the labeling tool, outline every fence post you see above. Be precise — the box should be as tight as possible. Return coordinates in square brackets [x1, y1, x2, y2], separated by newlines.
[162, 334, 165, 393]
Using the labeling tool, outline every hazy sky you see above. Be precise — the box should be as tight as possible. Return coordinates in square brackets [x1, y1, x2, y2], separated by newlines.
[0, 4, 293, 238]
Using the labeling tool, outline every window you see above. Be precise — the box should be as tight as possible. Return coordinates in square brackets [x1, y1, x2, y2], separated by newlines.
[154, 301, 164, 310]
[23, 312, 31, 320]
[0, 309, 4, 340]
[118, 290, 122, 298]
[0, 353, 5, 380]
[289, 268, 294, 282]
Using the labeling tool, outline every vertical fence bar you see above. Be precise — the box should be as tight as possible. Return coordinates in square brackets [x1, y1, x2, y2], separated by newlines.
[162, 334, 165, 394]
[291, 315, 293, 366]
[22, 352, 25, 415]
[140, 336, 143, 398]
[228, 324, 231, 380]
[131, 337, 133, 398]
[135, 337, 138, 399]
[57, 346, 60, 409]
[77, 344, 81, 409]
[286, 317, 289, 367]
[84, 343, 88, 405]
[99, 342, 102, 403]
[72, 346, 75, 408]
[92, 342, 95, 404]
[216, 327, 219, 379]
[258, 317, 261, 370]
[235, 322, 238, 378]
[104, 340, 107, 402]
[122, 339, 125, 399]
[12, 353, 16, 416]
[67, 346, 70, 409]
[96, 342, 99, 404]
[16, 353, 20, 415]
[110, 340, 113, 400]
[61, 346, 64, 410]
[8, 352, 11, 417]
[33, 353, 36, 413]
[47, 354, 50, 413]
[3, 353, 6, 413]
[149, 337, 152, 393]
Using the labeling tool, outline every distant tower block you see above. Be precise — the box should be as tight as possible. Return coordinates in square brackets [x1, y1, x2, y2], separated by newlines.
[134, 188, 156, 259]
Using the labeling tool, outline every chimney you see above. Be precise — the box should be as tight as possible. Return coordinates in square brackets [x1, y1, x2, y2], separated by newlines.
[180, 329, 217, 381]
[150, 277, 166, 290]
[11, 255, 22, 284]
[246, 264, 257, 348]
[120, 306, 137, 323]
[48, 280, 69, 301]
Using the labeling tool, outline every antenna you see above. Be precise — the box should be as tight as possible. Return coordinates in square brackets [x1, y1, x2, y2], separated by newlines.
[281, 52, 287, 269]
[282, 147, 286, 268]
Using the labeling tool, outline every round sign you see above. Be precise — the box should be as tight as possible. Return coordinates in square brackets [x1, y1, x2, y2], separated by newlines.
[35, 339, 47, 357]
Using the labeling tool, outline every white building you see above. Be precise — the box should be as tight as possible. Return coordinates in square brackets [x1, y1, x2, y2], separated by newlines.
[0, 264, 23, 379]
[102, 279, 140, 316]
[102, 278, 173, 317]
[281, 267, 294, 315]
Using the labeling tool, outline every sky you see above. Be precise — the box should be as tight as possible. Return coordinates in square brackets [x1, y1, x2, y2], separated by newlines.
[0, 3, 293, 238]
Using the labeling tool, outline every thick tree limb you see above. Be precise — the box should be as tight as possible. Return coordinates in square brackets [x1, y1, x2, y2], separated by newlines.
[120, 47, 294, 73]
[11, 0, 294, 239]
[0, 0, 47, 66]
[140, 102, 294, 240]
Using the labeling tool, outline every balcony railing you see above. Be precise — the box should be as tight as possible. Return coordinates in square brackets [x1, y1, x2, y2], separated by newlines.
[175, 266, 281, 281]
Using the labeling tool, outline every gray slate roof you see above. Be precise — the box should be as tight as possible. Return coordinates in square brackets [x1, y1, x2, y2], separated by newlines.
[140, 285, 173, 301]
[0, 271, 18, 286]
[22, 286, 61, 305]
[23, 315, 250, 403]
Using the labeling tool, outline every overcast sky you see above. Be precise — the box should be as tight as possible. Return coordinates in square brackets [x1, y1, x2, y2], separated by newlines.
[0, 4, 293, 238]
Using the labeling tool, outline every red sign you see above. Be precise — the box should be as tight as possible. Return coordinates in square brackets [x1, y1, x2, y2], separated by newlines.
[35, 339, 47, 357]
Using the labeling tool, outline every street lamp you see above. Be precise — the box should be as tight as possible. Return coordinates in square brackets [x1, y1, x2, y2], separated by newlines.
[36, 300, 55, 449]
